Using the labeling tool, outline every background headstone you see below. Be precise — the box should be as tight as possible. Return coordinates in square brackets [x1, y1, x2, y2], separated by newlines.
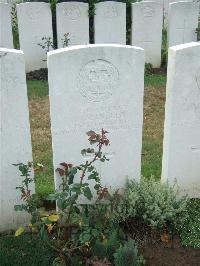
[131, 1, 163, 68]
[0, 48, 34, 231]
[56, 2, 89, 47]
[0, 3, 13, 48]
[168, 1, 199, 47]
[17, 2, 53, 72]
[162, 42, 200, 198]
[48, 44, 144, 192]
[94, 1, 126, 44]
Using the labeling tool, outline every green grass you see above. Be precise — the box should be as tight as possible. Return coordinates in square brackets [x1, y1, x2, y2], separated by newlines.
[0, 234, 56, 266]
[27, 80, 49, 99]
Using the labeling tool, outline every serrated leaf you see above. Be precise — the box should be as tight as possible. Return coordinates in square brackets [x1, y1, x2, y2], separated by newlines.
[83, 187, 93, 200]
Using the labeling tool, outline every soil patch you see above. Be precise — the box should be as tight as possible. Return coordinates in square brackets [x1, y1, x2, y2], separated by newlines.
[123, 219, 200, 266]
[27, 68, 48, 81]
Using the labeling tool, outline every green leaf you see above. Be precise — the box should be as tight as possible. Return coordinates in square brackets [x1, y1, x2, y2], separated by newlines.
[83, 187, 93, 200]
[39, 225, 48, 240]
[88, 172, 100, 182]
[46, 193, 57, 201]
[14, 204, 26, 212]
[71, 183, 82, 193]
[15, 226, 25, 237]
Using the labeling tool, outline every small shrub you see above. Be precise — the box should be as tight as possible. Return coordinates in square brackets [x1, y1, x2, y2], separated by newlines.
[114, 239, 145, 266]
[179, 198, 200, 248]
[113, 177, 188, 230]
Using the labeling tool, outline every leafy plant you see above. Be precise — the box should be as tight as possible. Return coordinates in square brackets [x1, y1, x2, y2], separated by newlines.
[38, 37, 54, 61]
[112, 177, 188, 230]
[179, 198, 200, 248]
[161, 28, 168, 68]
[61, 33, 70, 48]
[145, 63, 153, 75]
[14, 129, 123, 264]
[114, 239, 145, 266]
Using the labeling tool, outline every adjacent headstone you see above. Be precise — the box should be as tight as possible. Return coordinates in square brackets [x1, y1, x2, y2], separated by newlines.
[0, 48, 34, 231]
[0, 3, 13, 48]
[56, 2, 89, 47]
[131, 1, 163, 68]
[162, 42, 200, 198]
[48, 44, 144, 192]
[94, 2, 126, 44]
[17, 2, 53, 72]
[168, 1, 199, 47]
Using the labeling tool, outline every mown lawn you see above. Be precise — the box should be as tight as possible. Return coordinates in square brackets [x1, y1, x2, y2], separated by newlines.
[27, 74, 167, 198]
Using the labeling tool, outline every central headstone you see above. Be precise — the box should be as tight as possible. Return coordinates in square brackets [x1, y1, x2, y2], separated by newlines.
[48, 45, 144, 191]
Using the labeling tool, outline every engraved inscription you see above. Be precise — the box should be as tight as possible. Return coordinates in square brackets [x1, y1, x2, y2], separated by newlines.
[103, 6, 118, 18]
[178, 69, 200, 121]
[52, 105, 134, 135]
[142, 6, 155, 18]
[64, 6, 81, 20]
[26, 7, 40, 22]
[78, 59, 119, 102]
[191, 146, 200, 152]
[195, 69, 200, 90]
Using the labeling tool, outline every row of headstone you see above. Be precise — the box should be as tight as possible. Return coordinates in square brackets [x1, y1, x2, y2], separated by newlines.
[0, 42, 200, 231]
[1, 1, 199, 71]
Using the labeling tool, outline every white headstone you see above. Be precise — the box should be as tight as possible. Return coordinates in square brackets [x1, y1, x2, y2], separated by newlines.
[131, 1, 163, 68]
[0, 3, 13, 48]
[162, 42, 200, 198]
[56, 2, 89, 47]
[168, 1, 199, 47]
[48, 44, 144, 192]
[94, 1, 126, 44]
[17, 2, 53, 72]
[0, 48, 34, 231]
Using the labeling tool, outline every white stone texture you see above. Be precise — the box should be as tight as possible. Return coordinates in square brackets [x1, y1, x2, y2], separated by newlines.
[56, 2, 89, 48]
[0, 48, 34, 231]
[0, 3, 13, 48]
[168, 1, 199, 47]
[162, 42, 200, 198]
[48, 44, 144, 193]
[131, 1, 163, 68]
[94, 1, 126, 44]
[17, 2, 53, 72]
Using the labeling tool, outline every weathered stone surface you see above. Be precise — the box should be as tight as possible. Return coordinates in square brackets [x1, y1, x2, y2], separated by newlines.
[56, 2, 89, 47]
[94, 1, 126, 44]
[48, 44, 144, 192]
[0, 48, 34, 231]
[168, 1, 199, 47]
[0, 3, 13, 48]
[162, 42, 200, 198]
[131, 1, 163, 68]
[17, 2, 53, 72]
